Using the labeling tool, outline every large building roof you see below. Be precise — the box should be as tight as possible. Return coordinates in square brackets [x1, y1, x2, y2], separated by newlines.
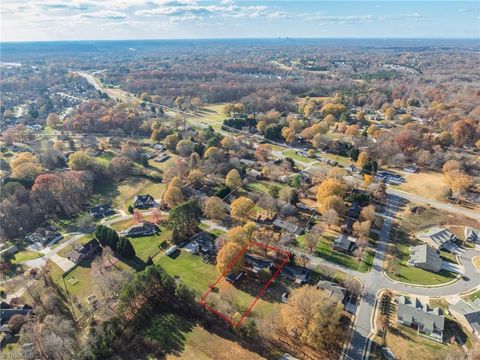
[397, 296, 444, 333]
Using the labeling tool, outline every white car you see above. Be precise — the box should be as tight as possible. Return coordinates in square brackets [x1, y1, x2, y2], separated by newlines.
[281, 292, 289, 303]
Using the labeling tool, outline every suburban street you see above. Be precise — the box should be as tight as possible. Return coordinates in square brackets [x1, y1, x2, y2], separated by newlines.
[12, 71, 477, 360]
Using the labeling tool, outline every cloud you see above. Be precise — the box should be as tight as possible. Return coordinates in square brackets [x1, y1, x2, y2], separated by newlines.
[81, 10, 128, 20]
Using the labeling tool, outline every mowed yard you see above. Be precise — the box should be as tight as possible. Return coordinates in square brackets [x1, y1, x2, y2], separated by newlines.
[154, 251, 283, 320]
[93, 177, 166, 212]
[296, 230, 375, 273]
[185, 103, 226, 132]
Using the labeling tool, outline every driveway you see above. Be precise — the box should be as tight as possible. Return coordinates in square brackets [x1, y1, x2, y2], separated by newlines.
[442, 261, 464, 274]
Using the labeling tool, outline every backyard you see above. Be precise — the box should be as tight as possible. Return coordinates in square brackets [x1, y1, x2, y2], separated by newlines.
[154, 251, 284, 321]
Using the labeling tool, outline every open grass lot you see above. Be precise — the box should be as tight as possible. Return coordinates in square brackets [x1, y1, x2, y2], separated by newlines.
[394, 205, 478, 235]
[385, 323, 462, 360]
[48, 257, 134, 309]
[397, 171, 449, 202]
[282, 149, 316, 164]
[11, 250, 41, 264]
[297, 231, 375, 273]
[245, 179, 292, 194]
[140, 313, 267, 360]
[185, 103, 226, 132]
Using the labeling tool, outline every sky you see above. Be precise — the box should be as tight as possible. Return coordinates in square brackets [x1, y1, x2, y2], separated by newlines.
[1, 1, 479, 42]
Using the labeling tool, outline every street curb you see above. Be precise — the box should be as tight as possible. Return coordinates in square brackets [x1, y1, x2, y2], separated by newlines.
[381, 269, 461, 288]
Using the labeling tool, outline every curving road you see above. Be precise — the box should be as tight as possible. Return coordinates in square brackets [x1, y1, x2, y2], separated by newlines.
[343, 194, 480, 360]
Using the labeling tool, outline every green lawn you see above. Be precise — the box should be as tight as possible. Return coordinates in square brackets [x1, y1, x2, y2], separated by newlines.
[282, 149, 316, 164]
[154, 251, 281, 318]
[128, 231, 172, 261]
[245, 180, 292, 194]
[297, 232, 375, 273]
[12, 251, 42, 264]
[466, 290, 480, 302]
[91, 177, 165, 212]
[387, 242, 458, 285]
[58, 234, 94, 257]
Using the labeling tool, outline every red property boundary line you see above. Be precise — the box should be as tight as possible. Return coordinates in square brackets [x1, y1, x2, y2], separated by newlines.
[199, 239, 291, 327]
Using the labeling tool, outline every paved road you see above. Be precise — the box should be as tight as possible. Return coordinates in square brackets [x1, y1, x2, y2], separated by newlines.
[23, 233, 85, 270]
[387, 188, 480, 220]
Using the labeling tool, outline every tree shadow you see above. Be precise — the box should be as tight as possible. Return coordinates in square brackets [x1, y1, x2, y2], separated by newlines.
[143, 313, 193, 357]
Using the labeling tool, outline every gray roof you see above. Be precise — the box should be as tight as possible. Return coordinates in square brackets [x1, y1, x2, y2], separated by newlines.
[273, 219, 302, 234]
[465, 227, 480, 242]
[333, 234, 357, 252]
[409, 244, 442, 270]
[416, 227, 456, 248]
[397, 296, 444, 333]
[316, 280, 347, 300]
[449, 299, 480, 333]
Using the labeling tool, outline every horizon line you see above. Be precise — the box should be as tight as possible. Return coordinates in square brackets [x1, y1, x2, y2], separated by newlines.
[1, 36, 479, 44]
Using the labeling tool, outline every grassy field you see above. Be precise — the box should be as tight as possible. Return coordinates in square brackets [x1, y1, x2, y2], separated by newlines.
[11, 250, 42, 264]
[397, 171, 449, 202]
[296, 230, 375, 273]
[245, 179, 292, 194]
[140, 312, 267, 360]
[282, 149, 316, 164]
[386, 323, 462, 360]
[48, 257, 134, 309]
[113, 178, 165, 211]
[185, 104, 226, 132]
[167, 321, 267, 359]
[154, 251, 283, 319]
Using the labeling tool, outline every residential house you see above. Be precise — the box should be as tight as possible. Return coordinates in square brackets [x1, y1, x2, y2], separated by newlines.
[89, 204, 115, 219]
[0, 244, 18, 258]
[396, 296, 444, 342]
[66, 239, 100, 264]
[347, 202, 362, 219]
[133, 194, 155, 209]
[154, 153, 170, 163]
[403, 165, 418, 173]
[273, 218, 303, 235]
[25, 227, 63, 245]
[465, 227, 480, 243]
[416, 227, 457, 250]
[245, 253, 274, 273]
[316, 280, 347, 303]
[120, 222, 158, 237]
[281, 264, 310, 284]
[408, 244, 442, 273]
[192, 233, 216, 254]
[0, 303, 33, 326]
[449, 299, 480, 338]
[333, 234, 357, 254]
[255, 211, 277, 224]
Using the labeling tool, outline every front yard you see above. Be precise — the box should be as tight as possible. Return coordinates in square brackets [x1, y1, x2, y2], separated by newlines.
[296, 230, 375, 273]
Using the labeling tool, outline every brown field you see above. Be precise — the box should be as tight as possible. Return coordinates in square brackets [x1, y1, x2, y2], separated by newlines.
[397, 171, 449, 201]
[166, 325, 266, 360]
